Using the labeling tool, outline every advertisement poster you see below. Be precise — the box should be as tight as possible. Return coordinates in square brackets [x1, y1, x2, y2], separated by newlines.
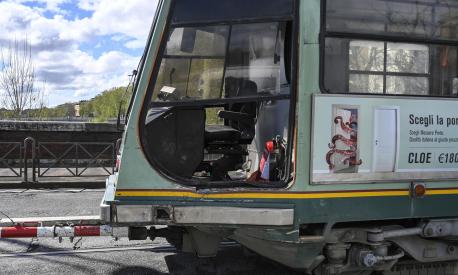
[312, 95, 458, 184]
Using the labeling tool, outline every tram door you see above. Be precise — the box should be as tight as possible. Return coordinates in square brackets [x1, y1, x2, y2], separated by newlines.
[373, 108, 397, 172]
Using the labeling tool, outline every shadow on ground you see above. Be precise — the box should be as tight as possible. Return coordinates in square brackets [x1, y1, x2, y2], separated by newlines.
[112, 266, 167, 275]
[123, 247, 302, 275]
[0, 239, 303, 274]
[109, 248, 303, 275]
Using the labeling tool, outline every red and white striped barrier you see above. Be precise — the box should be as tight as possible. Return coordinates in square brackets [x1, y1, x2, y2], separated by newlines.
[0, 225, 119, 239]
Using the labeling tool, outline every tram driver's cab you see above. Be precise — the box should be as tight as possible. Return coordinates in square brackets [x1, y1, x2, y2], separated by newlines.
[141, 0, 297, 187]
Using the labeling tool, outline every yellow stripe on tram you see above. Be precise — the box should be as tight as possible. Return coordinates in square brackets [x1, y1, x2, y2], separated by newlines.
[115, 190, 415, 199]
[425, 189, 458, 196]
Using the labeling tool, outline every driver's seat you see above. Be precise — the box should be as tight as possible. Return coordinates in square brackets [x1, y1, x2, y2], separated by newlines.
[202, 78, 257, 180]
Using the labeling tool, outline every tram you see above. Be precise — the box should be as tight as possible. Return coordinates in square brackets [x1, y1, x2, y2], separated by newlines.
[100, 0, 458, 273]
[6, 0, 458, 274]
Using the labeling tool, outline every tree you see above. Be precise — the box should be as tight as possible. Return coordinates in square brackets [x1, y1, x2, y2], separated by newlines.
[79, 87, 132, 122]
[0, 39, 44, 118]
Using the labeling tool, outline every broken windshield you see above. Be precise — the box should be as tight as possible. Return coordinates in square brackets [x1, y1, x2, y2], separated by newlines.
[151, 22, 288, 103]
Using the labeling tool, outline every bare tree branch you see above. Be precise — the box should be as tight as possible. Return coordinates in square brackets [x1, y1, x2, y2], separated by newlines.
[0, 38, 45, 118]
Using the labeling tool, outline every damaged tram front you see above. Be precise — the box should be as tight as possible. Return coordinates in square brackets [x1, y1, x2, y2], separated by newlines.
[104, 0, 458, 274]
[3, 0, 458, 274]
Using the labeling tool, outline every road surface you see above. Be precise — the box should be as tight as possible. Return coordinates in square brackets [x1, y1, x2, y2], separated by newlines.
[0, 188, 302, 274]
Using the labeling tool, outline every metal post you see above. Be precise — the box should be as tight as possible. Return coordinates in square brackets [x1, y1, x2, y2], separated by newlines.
[115, 138, 122, 155]
[31, 139, 36, 182]
[23, 137, 37, 183]
[23, 140, 28, 183]
[75, 142, 79, 177]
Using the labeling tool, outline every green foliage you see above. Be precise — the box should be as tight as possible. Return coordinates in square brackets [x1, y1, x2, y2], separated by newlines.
[0, 104, 72, 119]
[37, 104, 74, 118]
[0, 86, 133, 122]
[0, 109, 15, 119]
[206, 107, 224, 125]
[80, 87, 132, 122]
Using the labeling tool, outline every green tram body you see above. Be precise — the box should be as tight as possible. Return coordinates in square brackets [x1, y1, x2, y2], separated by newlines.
[101, 0, 458, 273]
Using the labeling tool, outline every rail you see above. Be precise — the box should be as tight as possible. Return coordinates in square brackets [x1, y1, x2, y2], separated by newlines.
[0, 142, 22, 178]
[37, 142, 115, 177]
[0, 242, 239, 258]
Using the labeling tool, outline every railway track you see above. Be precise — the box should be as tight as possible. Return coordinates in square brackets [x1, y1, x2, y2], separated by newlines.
[0, 241, 239, 258]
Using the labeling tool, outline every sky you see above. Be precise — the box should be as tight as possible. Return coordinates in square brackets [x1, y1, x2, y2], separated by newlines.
[0, 0, 158, 107]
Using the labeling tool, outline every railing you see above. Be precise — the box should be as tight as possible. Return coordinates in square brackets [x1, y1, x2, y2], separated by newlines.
[37, 142, 115, 177]
[0, 142, 23, 178]
[0, 137, 119, 184]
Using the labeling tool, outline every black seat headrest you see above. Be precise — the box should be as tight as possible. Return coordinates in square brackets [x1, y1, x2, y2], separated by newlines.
[225, 77, 258, 98]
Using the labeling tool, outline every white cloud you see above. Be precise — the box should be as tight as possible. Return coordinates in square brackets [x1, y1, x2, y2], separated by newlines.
[111, 34, 129, 42]
[74, 89, 91, 97]
[35, 49, 137, 105]
[81, 0, 158, 41]
[0, 0, 158, 106]
[9, 0, 70, 14]
[37, 0, 69, 13]
[124, 39, 146, 49]
[76, 0, 100, 11]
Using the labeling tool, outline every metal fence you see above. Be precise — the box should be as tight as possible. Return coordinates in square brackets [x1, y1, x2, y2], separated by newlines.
[0, 142, 23, 178]
[0, 137, 118, 184]
[37, 142, 115, 177]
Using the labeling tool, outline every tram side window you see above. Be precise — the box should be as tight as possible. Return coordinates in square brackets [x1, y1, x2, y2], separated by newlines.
[347, 40, 430, 95]
[323, 0, 458, 96]
[226, 22, 289, 95]
[325, 0, 458, 41]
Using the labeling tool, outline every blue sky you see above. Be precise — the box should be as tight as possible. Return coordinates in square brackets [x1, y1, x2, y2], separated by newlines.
[0, 0, 158, 106]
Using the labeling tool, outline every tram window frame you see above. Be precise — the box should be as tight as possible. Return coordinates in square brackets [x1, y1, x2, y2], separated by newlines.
[138, 0, 299, 189]
[320, 0, 458, 98]
[348, 40, 431, 95]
